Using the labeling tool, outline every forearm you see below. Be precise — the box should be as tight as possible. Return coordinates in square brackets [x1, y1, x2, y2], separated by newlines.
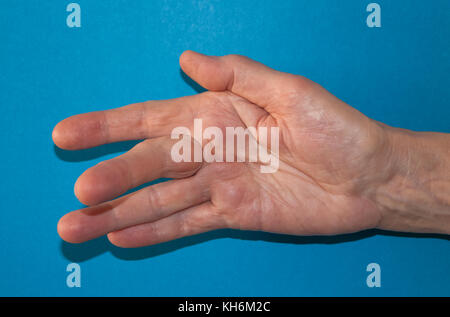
[375, 127, 450, 234]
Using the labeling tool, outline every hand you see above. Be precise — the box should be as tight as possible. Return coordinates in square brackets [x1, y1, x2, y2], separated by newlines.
[53, 51, 449, 247]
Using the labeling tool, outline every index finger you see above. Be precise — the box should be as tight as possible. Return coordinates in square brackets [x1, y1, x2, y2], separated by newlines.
[52, 94, 200, 150]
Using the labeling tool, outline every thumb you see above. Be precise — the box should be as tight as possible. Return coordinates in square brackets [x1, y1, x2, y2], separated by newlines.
[179, 50, 311, 109]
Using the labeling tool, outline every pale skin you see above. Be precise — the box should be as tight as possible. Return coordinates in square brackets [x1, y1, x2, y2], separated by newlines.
[53, 51, 450, 248]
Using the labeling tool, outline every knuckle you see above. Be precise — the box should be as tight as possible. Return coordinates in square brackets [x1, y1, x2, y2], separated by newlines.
[288, 75, 316, 93]
[221, 54, 247, 65]
[145, 186, 162, 214]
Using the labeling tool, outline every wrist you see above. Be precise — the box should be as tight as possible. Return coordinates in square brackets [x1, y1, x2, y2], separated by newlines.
[371, 124, 450, 234]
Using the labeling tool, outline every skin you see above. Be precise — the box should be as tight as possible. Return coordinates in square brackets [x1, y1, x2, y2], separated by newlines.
[53, 51, 450, 248]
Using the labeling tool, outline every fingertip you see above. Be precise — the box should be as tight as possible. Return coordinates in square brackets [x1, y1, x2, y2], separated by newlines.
[179, 50, 200, 75]
[52, 120, 72, 150]
[179, 50, 229, 91]
[74, 171, 104, 206]
[75, 162, 127, 206]
[180, 50, 202, 66]
[179, 49, 193, 65]
[57, 212, 84, 244]
[58, 204, 115, 244]
[52, 116, 86, 150]
[52, 122, 61, 145]
[107, 232, 129, 248]
[74, 177, 92, 206]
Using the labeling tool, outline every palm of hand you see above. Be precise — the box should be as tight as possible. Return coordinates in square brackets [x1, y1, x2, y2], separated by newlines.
[186, 84, 383, 237]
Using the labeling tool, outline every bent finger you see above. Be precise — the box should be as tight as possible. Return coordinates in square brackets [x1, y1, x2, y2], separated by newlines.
[57, 177, 210, 244]
[107, 202, 225, 248]
[74, 136, 201, 205]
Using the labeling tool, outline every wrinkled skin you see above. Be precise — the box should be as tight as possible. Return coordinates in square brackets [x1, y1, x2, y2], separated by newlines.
[54, 51, 394, 247]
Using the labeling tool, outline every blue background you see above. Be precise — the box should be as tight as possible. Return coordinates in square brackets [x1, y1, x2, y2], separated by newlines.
[0, 0, 449, 296]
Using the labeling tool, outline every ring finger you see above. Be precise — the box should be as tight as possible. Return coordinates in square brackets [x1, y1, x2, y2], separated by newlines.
[57, 175, 210, 244]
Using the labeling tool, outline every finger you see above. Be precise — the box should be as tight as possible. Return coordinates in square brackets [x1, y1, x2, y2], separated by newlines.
[57, 176, 210, 244]
[179, 50, 313, 110]
[52, 94, 201, 150]
[107, 202, 224, 248]
[74, 136, 201, 206]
